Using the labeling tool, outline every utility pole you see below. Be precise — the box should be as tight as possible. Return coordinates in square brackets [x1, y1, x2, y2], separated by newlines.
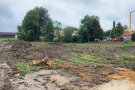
[130, 10, 135, 31]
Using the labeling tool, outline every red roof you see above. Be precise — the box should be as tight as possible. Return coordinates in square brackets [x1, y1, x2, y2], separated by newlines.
[55, 29, 64, 34]
[122, 29, 135, 37]
[59, 29, 64, 33]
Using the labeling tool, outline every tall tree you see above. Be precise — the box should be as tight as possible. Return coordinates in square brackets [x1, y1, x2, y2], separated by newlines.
[53, 20, 62, 30]
[112, 22, 124, 38]
[63, 26, 74, 42]
[113, 21, 116, 28]
[18, 7, 54, 41]
[78, 15, 103, 42]
[111, 21, 116, 38]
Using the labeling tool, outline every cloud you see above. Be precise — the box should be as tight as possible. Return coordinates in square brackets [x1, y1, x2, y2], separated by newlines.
[0, 3, 13, 19]
[0, 1, 14, 32]
[0, 0, 135, 32]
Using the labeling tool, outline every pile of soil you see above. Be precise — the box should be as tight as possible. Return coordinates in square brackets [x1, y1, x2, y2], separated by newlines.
[12, 41, 32, 49]
[10, 41, 43, 60]
[6, 42, 75, 61]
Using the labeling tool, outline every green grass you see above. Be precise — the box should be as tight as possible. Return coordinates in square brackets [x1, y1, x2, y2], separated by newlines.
[53, 59, 67, 65]
[0, 38, 18, 41]
[65, 52, 135, 66]
[16, 61, 41, 74]
[116, 53, 135, 64]
[65, 53, 109, 66]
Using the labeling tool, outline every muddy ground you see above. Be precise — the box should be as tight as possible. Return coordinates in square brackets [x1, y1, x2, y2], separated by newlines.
[0, 41, 135, 90]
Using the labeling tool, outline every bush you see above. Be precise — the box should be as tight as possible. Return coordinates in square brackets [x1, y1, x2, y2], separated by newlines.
[131, 33, 135, 41]
[42, 36, 48, 42]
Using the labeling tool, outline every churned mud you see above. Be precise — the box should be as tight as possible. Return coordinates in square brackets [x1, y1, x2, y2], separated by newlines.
[0, 41, 135, 90]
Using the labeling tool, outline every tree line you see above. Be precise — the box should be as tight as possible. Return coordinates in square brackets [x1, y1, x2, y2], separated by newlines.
[18, 7, 105, 42]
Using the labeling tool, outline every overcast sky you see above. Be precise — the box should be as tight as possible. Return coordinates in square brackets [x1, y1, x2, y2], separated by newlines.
[0, 0, 135, 32]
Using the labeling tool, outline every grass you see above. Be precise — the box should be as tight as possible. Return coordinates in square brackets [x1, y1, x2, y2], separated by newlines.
[16, 61, 41, 74]
[116, 53, 135, 64]
[0, 38, 18, 41]
[62, 53, 109, 66]
[56, 52, 135, 67]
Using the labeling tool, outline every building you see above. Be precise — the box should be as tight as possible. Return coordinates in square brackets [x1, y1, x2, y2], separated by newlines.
[0, 32, 17, 38]
[122, 29, 135, 41]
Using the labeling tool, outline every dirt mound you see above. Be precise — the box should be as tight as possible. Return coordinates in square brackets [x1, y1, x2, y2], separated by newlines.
[12, 41, 32, 49]
[9, 42, 44, 60]
[10, 42, 74, 60]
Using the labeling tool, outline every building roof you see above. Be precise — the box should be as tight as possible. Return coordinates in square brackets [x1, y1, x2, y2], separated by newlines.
[59, 29, 64, 33]
[122, 29, 135, 37]
[54, 29, 64, 34]
[0, 32, 17, 36]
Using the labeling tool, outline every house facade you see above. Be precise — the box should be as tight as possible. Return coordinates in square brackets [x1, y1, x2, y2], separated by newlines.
[54, 29, 64, 40]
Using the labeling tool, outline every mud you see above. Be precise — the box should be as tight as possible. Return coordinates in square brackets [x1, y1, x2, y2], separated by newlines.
[0, 63, 13, 90]
[10, 70, 86, 90]
[0, 41, 135, 90]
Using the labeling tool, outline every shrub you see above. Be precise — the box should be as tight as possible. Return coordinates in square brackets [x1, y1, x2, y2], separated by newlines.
[131, 33, 135, 41]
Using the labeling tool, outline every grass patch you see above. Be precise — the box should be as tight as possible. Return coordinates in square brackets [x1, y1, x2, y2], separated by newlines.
[68, 53, 108, 66]
[16, 61, 41, 74]
[0, 38, 18, 41]
[116, 54, 135, 64]
[52, 59, 67, 66]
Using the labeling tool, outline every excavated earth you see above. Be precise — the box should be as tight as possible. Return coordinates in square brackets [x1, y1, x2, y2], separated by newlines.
[0, 41, 135, 90]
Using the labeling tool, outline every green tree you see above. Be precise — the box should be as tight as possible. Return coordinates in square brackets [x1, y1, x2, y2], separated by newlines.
[17, 25, 24, 40]
[53, 21, 62, 42]
[43, 18, 54, 41]
[111, 21, 115, 38]
[112, 22, 124, 38]
[72, 28, 78, 42]
[25, 30, 34, 41]
[53, 20, 62, 30]
[113, 21, 116, 28]
[105, 30, 111, 37]
[18, 7, 54, 41]
[131, 33, 135, 41]
[78, 15, 103, 42]
[63, 26, 74, 42]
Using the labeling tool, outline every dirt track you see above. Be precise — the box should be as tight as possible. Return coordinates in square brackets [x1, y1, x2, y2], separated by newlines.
[0, 41, 135, 90]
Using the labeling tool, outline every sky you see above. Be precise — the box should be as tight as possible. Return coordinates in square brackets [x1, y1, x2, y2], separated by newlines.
[0, 0, 135, 32]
